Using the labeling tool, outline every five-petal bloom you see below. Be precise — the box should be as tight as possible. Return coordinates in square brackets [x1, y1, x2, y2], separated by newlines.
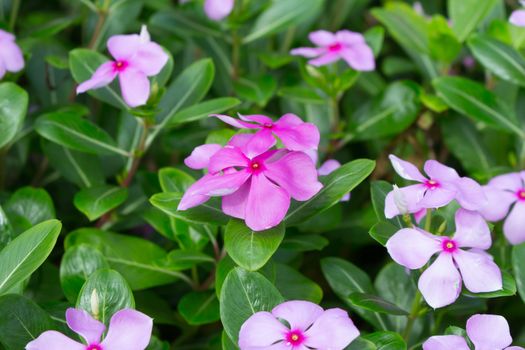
[26, 307, 152, 350]
[290, 30, 375, 71]
[479, 171, 525, 245]
[423, 314, 524, 350]
[385, 155, 486, 219]
[386, 209, 502, 308]
[0, 29, 24, 80]
[76, 26, 168, 108]
[238, 300, 359, 350]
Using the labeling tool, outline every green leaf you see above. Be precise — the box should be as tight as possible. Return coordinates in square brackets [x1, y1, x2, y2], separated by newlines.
[370, 181, 403, 228]
[433, 76, 525, 138]
[158, 168, 195, 193]
[60, 244, 110, 303]
[5, 187, 55, 233]
[285, 159, 375, 225]
[149, 10, 223, 38]
[150, 192, 229, 226]
[234, 75, 276, 107]
[77, 269, 135, 325]
[468, 34, 525, 86]
[348, 292, 408, 316]
[65, 228, 191, 290]
[224, 220, 285, 271]
[281, 234, 329, 251]
[178, 291, 220, 325]
[274, 263, 323, 303]
[220, 268, 284, 343]
[35, 110, 131, 157]
[69, 48, 128, 109]
[349, 81, 420, 140]
[167, 250, 215, 271]
[0, 82, 28, 149]
[167, 97, 241, 127]
[346, 337, 377, 350]
[0, 220, 61, 295]
[369, 221, 399, 246]
[462, 271, 516, 298]
[243, 0, 324, 43]
[448, 0, 498, 42]
[278, 86, 324, 105]
[428, 15, 461, 63]
[0, 294, 55, 350]
[73, 185, 128, 221]
[363, 331, 407, 350]
[512, 243, 525, 304]
[321, 257, 390, 330]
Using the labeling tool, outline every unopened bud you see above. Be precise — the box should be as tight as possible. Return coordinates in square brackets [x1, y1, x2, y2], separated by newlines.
[392, 185, 408, 214]
[91, 289, 100, 319]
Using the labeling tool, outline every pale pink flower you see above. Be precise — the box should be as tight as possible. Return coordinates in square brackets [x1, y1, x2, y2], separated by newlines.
[318, 159, 350, 201]
[510, 1, 525, 27]
[386, 209, 502, 308]
[76, 25, 168, 107]
[238, 300, 359, 350]
[290, 30, 375, 70]
[204, 0, 234, 20]
[0, 29, 24, 79]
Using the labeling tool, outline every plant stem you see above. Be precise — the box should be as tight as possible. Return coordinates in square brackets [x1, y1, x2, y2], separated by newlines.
[8, 0, 20, 31]
[87, 0, 110, 49]
[402, 290, 422, 341]
[424, 208, 432, 232]
[231, 31, 241, 80]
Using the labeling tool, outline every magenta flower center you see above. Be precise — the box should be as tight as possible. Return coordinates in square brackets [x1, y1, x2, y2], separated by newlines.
[86, 344, 103, 350]
[263, 122, 273, 129]
[425, 179, 440, 190]
[442, 239, 457, 253]
[328, 42, 343, 52]
[516, 189, 525, 201]
[285, 330, 305, 347]
[248, 160, 265, 174]
[113, 60, 128, 72]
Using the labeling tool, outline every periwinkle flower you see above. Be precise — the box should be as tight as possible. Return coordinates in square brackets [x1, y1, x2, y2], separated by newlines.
[77, 25, 168, 107]
[510, 1, 525, 27]
[204, 0, 234, 20]
[290, 30, 375, 71]
[385, 155, 486, 219]
[26, 308, 152, 350]
[479, 171, 525, 245]
[386, 209, 502, 308]
[423, 314, 524, 350]
[0, 29, 24, 79]
[238, 300, 359, 350]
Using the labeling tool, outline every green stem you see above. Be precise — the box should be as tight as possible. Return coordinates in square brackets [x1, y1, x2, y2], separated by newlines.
[424, 208, 432, 232]
[280, 26, 296, 54]
[231, 31, 241, 80]
[402, 290, 423, 341]
[329, 95, 340, 133]
[8, 0, 20, 31]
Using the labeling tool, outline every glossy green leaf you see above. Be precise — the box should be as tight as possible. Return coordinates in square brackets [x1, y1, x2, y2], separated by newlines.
[158, 168, 195, 193]
[278, 86, 324, 105]
[149, 10, 222, 38]
[0, 220, 61, 295]
[370, 181, 403, 228]
[234, 75, 276, 107]
[5, 187, 55, 233]
[0, 82, 28, 149]
[346, 337, 377, 350]
[76, 269, 135, 325]
[512, 243, 525, 303]
[448, 0, 498, 41]
[348, 292, 408, 316]
[369, 221, 399, 246]
[167, 97, 241, 127]
[274, 263, 323, 303]
[167, 249, 215, 271]
[281, 234, 329, 251]
[74, 185, 128, 221]
[363, 331, 407, 350]
[224, 220, 285, 271]
[178, 291, 220, 325]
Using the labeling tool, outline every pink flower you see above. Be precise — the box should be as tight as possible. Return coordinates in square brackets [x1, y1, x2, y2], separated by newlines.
[386, 209, 502, 308]
[0, 29, 24, 79]
[179, 134, 322, 231]
[212, 113, 320, 156]
[238, 300, 359, 350]
[290, 30, 375, 71]
[318, 159, 350, 201]
[510, 1, 525, 27]
[26, 308, 152, 350]
[423, 314, 524, 350]
[384, 155, 486, 219]
[479, 172, 525, 245]
[204, 0, 234, 20]
[76, 25, 168, 108]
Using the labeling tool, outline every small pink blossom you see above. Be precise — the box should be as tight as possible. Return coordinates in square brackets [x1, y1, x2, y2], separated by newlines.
[318, 159, 350, 201]
[238, 300, 359, 350]
[204, 0, 234, 20]
[26, 308, 152, 350]
[510, 1, 525, 27]
[385, 155, 486, 219]
[423, 314, 524, 350]
[386, 209, 502, 308]
[290, 30, 375, 71]
[479, 171, 525, 245]
[0, 29, 24, 80]
[76, 25, 168, 107]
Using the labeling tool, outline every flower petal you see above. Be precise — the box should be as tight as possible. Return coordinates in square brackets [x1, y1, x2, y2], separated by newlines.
[418, 253, 462, 308]
[25, 331, 85, 350]
[384, 184, 426, 218]
[238, 114, 273, 125]
[107, 34, 141, 60]
[386, 228, 441, 269]
[454, 177, 487, 211]
[510, 9, 525, 27]
[454, 249, 502, 293]
[273, 114, 320, 151]
[208, 146, 249, 173]
[184, 144, 222, 170]
[466, 314, 512, 350]
[101, 309, 153, 350]
[422, 335, 470, 350]
[245, 174, 290, 231]
[308, 52, 340, 66]
[76, 61, 117, 94]
[479, 186, 516, 222]
[389, 155, 426, 182]
[503, 202, 525, 245]
[303, 308, 360, 350]
[119, 67, 150, 107]
[190, 170, 251, 197]
[340, 45, 375, 71]
[290, 47, 324, 57]
[453, 209, 491, 250]
[238, 311, 288, 348]
[178, 175, 212, 210]
[271, 300, 323, 331]
[309, 30, 337, 46]
[418, 188, 456, 209]
[204, 0, 234, 20]
[318, 159, 341, 176]
[132, 42, 169, 76]
[65, 308, 105, 345]
[222, 179, 250, 219]
[0, 29, 15, 41]
[424, 160, 459, 182]
[488, 172, 522, 192]
[0, 41, 24, 72]
[210, 114, 259, 129]
[335, 30, 365, 45]
[243, 129, 277, 159]
[264, 151, 323, 201]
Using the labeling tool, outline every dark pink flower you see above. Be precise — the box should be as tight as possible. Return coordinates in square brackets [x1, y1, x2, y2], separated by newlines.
[26, 308, 152, 350]
[386, 209, 502, 308]
[204, 0, 234, 20]
[0, 29, 24, 79]
[76, 26, 168, 107]
[238, 300, 359, 350]
[290, 30, 375, 71]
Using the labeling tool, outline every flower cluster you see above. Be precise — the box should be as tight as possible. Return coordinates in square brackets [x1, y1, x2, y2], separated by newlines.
[178, 113, 323, 231]
[77, 25, 168, 107]
[0, 29, 24, 80]
[423, 314, 524, 350]
[26, 308, 152, 350]
[238, 300, 359, 350]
